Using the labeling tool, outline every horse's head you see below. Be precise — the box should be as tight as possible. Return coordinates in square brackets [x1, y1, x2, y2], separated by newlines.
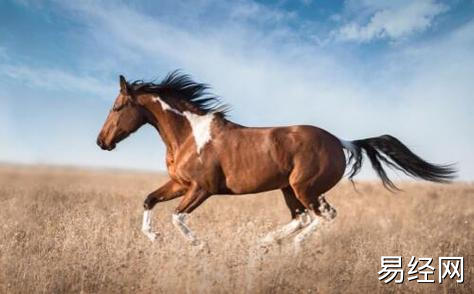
[97, 75, 147, 151]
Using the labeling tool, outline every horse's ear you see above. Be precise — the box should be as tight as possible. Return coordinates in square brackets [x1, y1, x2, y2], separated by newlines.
[119, 75, 128, 94]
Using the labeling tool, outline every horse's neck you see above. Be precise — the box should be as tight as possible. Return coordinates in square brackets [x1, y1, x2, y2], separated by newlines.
[142, 95, 235, 156]
[144, 102, 192, 152]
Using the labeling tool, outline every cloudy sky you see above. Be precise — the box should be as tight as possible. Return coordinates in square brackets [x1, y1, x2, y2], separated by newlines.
[1, 0, 473, 180]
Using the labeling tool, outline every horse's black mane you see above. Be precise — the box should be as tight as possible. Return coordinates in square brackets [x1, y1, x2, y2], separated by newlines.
[128, 70, 228, 116]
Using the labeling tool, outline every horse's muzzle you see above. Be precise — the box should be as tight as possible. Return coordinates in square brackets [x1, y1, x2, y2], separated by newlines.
[97, 137, 115, 151]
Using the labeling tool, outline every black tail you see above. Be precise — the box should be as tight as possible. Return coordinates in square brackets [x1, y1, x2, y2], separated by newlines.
[341, 135, 456, 191]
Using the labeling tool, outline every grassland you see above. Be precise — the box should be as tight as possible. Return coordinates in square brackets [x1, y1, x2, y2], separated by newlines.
[0, 164, 472, 293]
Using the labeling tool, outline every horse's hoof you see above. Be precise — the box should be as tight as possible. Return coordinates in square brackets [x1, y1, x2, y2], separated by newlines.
[258, 236, 274, 247]
[142, 230, 158, 242]
[147, 233, 157, 241]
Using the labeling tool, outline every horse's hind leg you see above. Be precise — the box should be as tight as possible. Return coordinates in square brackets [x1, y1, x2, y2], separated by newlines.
[260, 187, 309, 245]
[282, 186, 307, 219]
[291, 194, 338, 253]
[289, 180, 333, 252]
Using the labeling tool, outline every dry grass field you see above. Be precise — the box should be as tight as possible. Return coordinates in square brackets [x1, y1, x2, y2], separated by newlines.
[0, 164, 472, 293]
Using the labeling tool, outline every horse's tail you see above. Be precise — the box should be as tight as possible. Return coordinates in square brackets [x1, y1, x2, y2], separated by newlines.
[339, 135, 456, 191]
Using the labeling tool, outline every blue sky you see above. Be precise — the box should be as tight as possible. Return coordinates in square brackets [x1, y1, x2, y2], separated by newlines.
[1, 0, 473, 180]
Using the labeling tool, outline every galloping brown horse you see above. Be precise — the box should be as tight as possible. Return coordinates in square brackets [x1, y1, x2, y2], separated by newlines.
[97, 71, 455, 247]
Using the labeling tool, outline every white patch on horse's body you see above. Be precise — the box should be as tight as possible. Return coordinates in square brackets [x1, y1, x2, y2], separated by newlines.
[172, 213, 198, 243]
[141, 209, 156, 241]
[153, 95, 214, 154]
[153, 96, 182, 115]
[182, 111, 214, 154]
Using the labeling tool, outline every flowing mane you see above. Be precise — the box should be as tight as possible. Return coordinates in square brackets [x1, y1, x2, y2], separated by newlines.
[128, 70, 228, 116]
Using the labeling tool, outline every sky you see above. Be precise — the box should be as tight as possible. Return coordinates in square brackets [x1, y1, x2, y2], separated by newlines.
[1, 0, 473, 180]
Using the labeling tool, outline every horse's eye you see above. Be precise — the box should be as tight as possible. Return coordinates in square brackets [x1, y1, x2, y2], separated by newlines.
[112, 99, 133, 112]
[112, 104, 122, 112]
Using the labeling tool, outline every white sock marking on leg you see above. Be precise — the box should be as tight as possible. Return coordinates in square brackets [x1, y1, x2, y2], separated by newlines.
[298, 211, 312, 226]
[294, 217, 320, 254]
[260, 211, 316, 246]
[172, 213, 198, 243]
[141, 210, 156, 241]
[260, 218, 303, 245]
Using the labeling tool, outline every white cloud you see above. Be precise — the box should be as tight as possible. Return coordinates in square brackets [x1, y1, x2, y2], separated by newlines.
[334, 0, 448, 42]
[0, 63, 115, 99]
[228, 0, 296, 24]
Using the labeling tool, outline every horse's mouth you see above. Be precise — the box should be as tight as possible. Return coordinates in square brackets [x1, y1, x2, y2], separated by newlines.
[105, 143, 116, 151]
[97, 131, 130, 151]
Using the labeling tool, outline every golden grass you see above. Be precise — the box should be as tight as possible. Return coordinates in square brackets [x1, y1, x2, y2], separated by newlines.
[0, 165, 472, 293]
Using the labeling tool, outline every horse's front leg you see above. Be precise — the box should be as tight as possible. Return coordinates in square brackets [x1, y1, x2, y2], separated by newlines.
[171, 184, 210, 245]
[142, 180, 186, 241]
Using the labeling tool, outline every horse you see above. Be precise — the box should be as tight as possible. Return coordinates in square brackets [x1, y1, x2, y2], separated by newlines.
[96, 71, 456, 247]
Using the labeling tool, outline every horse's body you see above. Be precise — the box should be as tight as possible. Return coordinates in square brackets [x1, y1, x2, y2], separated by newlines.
[97, 71, 455, 247]
[170, 122, 345, 195]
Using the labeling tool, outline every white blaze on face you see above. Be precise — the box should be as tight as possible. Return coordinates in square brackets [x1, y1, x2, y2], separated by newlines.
[153, 95, 214, 154]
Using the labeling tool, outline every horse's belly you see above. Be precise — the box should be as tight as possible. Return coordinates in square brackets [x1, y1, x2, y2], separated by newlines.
[222, 161, 290, 194]
[214, 126, 298, 194]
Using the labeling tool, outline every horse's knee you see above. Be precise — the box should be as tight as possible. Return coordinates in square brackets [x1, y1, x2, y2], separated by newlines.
[143, 193, 158, 210]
